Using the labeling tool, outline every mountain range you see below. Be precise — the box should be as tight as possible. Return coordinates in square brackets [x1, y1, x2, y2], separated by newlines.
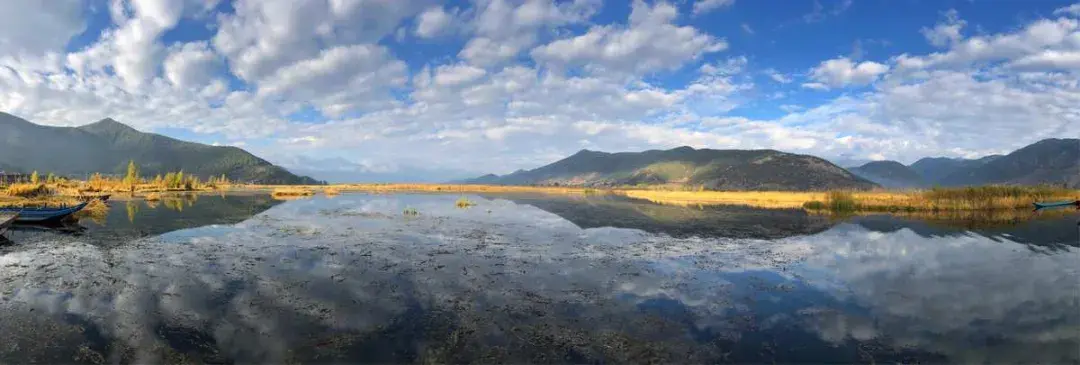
[0, 113, 321, 184]
[468, 138, 1079, 190]
[464, 146, 878, 190]
[846, 138, 1078, 188]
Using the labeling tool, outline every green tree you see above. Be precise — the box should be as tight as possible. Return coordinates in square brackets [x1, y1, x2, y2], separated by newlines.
[175, 171, 184, 189]
[30, 171, 38, 184]
[46, 173, 56, 184]
[124, 160, 139, 190]
[163, 172, 176, 189]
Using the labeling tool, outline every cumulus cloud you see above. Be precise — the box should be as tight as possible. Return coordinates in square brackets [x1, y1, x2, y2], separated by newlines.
[0, 0, 1076, 178]
[532, 0, 727, 76]
[808, 57, 889, 88]
[1054, 3, 1080, 17]
[414, 6, 455, 38]
[921, 9, 966, 48]
[163, 41, 223, 88]
[0, 0, 85, 58]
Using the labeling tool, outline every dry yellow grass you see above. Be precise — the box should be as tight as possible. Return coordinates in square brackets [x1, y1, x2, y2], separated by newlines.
[323, 187, 340, 196]
[5, 183, 53, 198]
[235, 184, 1080, 212]
[0, 195, 82, 208]
[272, 187, 315, 197]
[616, 190, 822, 209]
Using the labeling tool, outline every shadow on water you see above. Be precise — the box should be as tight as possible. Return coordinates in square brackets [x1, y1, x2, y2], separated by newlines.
[0, 193, 1074, 363]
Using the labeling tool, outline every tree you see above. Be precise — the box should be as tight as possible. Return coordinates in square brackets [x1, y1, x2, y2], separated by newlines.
[153, 174, 163, 187]
[163, 172, 176, 189]
[175, 171, 184, 189]
[46, 173, 56, 184]
[30, 171, 38, 184]
[123, 159, 139, 190]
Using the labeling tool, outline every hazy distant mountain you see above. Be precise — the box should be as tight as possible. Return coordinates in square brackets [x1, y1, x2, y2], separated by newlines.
[280, 155, 473, 183]
[937, 138, 1079, 188]
[849, 161, 926, 188]
[465, 146, 877, 191]
[0, 112, 321, 184]
[909, 155, 1002, 184]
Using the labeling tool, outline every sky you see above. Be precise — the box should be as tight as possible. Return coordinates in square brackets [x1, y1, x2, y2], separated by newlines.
[1, 0, 1078, 181]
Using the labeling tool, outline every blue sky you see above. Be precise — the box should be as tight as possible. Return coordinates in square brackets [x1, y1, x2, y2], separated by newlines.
[1, 0, 1078, 181]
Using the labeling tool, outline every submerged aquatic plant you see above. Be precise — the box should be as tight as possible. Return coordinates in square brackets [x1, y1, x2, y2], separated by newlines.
[403, 207, 419, 216]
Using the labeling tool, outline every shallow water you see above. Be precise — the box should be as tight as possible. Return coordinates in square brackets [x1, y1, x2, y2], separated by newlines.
[0, 193, 1076, 363]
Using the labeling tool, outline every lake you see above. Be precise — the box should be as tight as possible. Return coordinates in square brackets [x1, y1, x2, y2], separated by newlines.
[0, 192, 1076, 363]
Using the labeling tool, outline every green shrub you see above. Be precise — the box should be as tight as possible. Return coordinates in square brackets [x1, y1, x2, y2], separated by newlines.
[825, 190, 857, 212]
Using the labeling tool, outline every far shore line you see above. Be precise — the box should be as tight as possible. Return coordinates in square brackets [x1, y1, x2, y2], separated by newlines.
[2, 181, 1077, 213]
[247, 183, 1079, 213]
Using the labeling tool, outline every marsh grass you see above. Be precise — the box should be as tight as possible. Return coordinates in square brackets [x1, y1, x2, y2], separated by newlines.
[455, 196, 475, 208]
[6, 183, 52, 198]
[272, 188, 315, 198]
[324, 187, 341, 196]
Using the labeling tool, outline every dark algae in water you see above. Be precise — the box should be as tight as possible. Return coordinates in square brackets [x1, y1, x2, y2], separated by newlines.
[0, 193, 1075, 363]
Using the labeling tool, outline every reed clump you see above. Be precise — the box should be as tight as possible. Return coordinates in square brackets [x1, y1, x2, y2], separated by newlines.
[323, 187, 340, 196]
[455, 196, 475, 208]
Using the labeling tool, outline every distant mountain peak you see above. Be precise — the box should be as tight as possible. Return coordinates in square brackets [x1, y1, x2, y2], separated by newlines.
[78, 117, 139, 133]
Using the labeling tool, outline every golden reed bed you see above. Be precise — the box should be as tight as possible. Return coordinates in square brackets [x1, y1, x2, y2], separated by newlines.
[240, 184, 1079, 212]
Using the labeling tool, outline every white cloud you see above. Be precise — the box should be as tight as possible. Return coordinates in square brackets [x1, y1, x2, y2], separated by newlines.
[0, 0, 1076, 178]
[808, 57, 889, 88]
[1009, 50, 1080, 71]
[764, 69, 793, 83]
[433, 64, 488, 86]
[258, 44, 408, 117]
[692, 0, 735, 16]
[0, 0, 85, 58]
[921, 9, 966, 48]
[532, 0, 727, 76]
[741, 23, 754, 35]
[214, 0, 429, 83]
[457, 0, 600, 66]
[1054, 3, 1080, 17]
[414, 6, 454, 38]
[894, 17, 1080, 73]
[163, 41, 223, 88]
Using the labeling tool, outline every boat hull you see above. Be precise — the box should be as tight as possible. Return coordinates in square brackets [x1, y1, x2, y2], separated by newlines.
[0, 213, 15, 236]
[0, 202, 89, 223]
[1033, 200, 1080, 209]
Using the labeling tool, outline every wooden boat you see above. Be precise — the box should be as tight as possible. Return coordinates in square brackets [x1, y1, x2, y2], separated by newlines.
[0, 202, 89, 223]
[1033, 200, 1080, 209]
[0, 213, 16, 236]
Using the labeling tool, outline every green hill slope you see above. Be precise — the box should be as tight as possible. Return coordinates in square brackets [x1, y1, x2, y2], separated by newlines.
[466, 146, 878, 191]
[0, 112, 321, 184]
[849, 161, 926, 188]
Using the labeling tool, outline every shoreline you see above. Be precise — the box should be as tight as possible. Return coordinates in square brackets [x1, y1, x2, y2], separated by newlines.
[2, 182, 1076, 213]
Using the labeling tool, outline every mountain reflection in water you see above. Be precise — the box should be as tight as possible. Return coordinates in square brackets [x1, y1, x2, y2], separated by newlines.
[0, 193, 1074, 363]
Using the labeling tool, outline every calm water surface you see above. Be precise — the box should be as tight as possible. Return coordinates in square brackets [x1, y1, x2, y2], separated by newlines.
[0, 192, 1076, 363]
